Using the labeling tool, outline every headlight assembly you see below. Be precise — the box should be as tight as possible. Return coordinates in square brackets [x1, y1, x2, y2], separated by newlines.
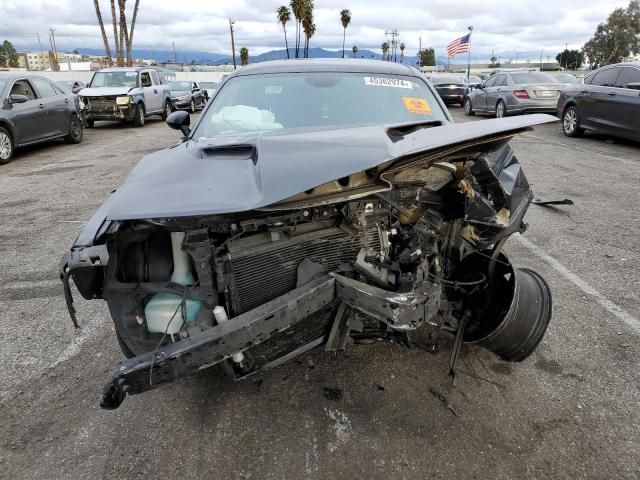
[116, 96, 131, 106]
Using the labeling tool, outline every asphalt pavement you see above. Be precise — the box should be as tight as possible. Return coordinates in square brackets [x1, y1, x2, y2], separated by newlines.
[0, 108, 638, 479]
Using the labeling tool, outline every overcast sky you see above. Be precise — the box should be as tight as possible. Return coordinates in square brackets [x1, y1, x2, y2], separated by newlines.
[0, 0, 629, 61]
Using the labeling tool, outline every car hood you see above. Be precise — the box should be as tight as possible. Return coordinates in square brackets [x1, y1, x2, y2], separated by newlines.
[78, 86, 135, 97]
[170, 90, 190, 96]
[100, 115, 557, 222]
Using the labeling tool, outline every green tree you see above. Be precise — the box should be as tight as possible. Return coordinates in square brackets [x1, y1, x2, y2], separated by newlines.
[418, 47, 435, 66]
[352, 45, 358, 58]
[240, 47, 249, 65]
[489, 55, 501, 68]
[340, 9, 351, 59]
[290, 0, 305, 58]
[399, 43, 405, 63]
[302, 2, 315, 58]
[381, 42, 389, 61]
[0, 40, 19, 68]
[555, 49, 584, 69]
[583, 0, 640, 67]
[277, 6, 291, 59]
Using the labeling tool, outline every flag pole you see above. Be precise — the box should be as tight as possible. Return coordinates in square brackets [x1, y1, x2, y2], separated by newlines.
[467, 26, 473, 83]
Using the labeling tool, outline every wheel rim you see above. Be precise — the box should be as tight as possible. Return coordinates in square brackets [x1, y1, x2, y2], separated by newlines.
[497, 103, 504, 118]
[0, 132, 11, 160]
[165, 102, 170, 116]
[138, 107, 144, 125]
[70, 116, 81, 138]
[465, 100, 471, 114]
[191, 100, 195, 112]
[564, 108, 576, 133]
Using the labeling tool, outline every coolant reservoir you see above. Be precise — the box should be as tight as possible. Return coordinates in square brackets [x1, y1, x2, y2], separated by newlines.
[144, 232, 202, 334]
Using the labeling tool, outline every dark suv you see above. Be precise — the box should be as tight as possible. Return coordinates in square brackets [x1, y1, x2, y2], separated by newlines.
[558, 63, 640, 141]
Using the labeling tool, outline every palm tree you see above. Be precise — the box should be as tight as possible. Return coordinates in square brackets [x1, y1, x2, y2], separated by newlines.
[127, 0, 140, 66]
[302, 6, 314, 58]
[381, 42, 389, 61]
[110, 0, 121, 65]
[240, 47, 249, 65]
[340, 9, 351, 58]
[290, 0, 305, 58]
[352, 45, 358, 58]
[92, 0, 113, 65]
[118, 0, 129, 67]
[399, 43, 405, 63]
[276, 6, 291, 59]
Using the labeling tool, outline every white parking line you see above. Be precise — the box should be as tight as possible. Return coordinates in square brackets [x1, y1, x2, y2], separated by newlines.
[516, 234, 640, 333]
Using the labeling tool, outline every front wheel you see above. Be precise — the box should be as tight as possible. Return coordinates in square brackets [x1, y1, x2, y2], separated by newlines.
[64, 113, 84, 144]
[0, 127, 14, 164]
[161, 100, 172, 120]
[562, 105, 584, 137]
[190, 99, 196, 113]
[132, 103, 145, 127]
[464, 98, 475, 116]
[495, 100, 506, 118]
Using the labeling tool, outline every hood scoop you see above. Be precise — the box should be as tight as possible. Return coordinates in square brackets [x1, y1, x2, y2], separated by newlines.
[200, 144, 258, 165]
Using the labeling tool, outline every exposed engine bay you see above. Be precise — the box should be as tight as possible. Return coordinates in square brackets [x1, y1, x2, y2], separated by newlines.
[61, 129, 552, 410]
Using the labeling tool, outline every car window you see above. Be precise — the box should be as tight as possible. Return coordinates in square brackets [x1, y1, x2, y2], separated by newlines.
[150, 71, 159, 85]
[10, 79, 37, 100]
[194, 72, 448, 137]
[615, 67, 640, 88]
[193, 83, 198, 90]
[141, 72, 152, 87]
[494, 75, 507, 86]
[483, 76, 497, 88]
[591, 67, 620, 87]
[31, 78, 59, 98]
[510, 72, 555, 83]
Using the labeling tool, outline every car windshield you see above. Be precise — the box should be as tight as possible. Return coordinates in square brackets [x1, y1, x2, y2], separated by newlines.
[430, 75, 465, 84]
[90, 71, 138, 88]
[510, 72, 557, 84]
[467, 76, 482, 83]
[169, 81, 192, 91]
[0, 80, 5, 92]
[550, 73, 577, 83]
[200, 82, 219, 88]
[194, 72, 447, 137]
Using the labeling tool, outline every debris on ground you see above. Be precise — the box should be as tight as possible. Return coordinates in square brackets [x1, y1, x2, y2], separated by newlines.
[429, 387, 459, 416]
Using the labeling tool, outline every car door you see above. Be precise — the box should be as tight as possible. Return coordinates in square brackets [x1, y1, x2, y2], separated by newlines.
[192, 82, 203, 106]
[474, 75, 497, 111]
[6, 79, 48, 144]
[580, 66, 621, 132]
[141, 70, 161, 113]
[31, 77, 69, 136]
[612, 66, 640, 140]
[486, 74, 506, 113]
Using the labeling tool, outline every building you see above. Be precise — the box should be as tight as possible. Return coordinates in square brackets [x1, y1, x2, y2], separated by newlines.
[19, 51, 51, 70]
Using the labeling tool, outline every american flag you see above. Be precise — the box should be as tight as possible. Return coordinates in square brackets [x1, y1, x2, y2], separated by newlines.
[446, 34, 471, 57]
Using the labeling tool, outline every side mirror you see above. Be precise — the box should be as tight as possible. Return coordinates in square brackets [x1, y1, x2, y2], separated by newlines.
[166, 110, 190, 137]
[626, 82, 640, 91]
[9, 94, 30, 104]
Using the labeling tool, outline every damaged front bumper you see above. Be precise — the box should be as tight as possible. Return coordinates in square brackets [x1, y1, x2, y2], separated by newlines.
[100, 272, 442, 409]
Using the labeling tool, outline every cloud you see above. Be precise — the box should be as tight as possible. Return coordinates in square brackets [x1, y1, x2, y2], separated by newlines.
[0, 0, 630, 59]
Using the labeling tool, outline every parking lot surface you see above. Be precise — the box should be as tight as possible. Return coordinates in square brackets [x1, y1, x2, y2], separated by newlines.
[1, 109, 639, 479]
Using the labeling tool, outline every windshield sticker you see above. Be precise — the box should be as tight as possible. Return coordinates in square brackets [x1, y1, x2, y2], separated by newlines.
[364, 77, 413, 89]
[265, 85, 283, 95]
[403, 97, 432, 114]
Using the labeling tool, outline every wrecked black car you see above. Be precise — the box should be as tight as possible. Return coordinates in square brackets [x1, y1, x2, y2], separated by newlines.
[61, 59, 555, 409]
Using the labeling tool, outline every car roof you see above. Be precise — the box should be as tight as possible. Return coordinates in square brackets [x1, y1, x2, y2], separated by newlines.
[233, 59, 419, 77]
[0, 74, 47, 81]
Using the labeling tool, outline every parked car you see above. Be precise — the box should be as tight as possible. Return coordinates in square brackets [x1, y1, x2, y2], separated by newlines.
[547, 72, 578, 85]
[558, 62, 640, 141]
[429, 74, 469, 106]
[56, 80, 86, 94]
[168, 80, 205, 112]
[464, 71, 565, 117]
[200, 81, 219, 102]
[0, 74, 83, 164]
[78, 67, 171, 127]
[60, 59, 554, 409]
[466, 75, 483, 90]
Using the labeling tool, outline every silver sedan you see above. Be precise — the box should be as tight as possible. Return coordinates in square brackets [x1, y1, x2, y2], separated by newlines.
[464, 71, 565, 117]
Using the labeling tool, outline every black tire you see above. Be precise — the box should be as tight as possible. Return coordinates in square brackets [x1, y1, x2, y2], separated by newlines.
[0, 126, 14, 165]
[64, 113, 83, 144]
[161, 100, 172, 120]
[189, 99, 196, 113]
[464, 97, 475, 116]
[132, 103, 145, 127]
[85, 118, 94, 128]
[562, 105, 584, 137]
[495, 100, 507, 118]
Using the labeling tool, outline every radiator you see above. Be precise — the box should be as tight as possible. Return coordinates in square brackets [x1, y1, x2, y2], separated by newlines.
[225, 226, 379, 315]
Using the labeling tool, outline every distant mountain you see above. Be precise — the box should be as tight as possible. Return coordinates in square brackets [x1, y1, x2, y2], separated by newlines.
[253, 47, 419, 66]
